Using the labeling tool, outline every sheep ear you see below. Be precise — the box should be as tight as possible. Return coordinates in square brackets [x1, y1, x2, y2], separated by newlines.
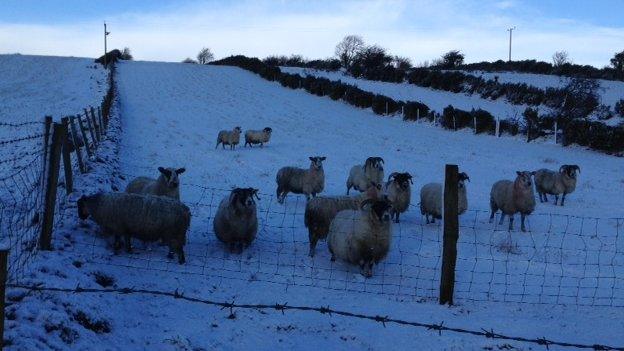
[378, 158, 384, 164]
[387, 172, 398, 182]
[309, 157, 314, 161]
[559, 165, 566, 173]
[320, 157, 326, 161]
[530, 171, 536, 176]
[573, 165, 580, 173]
[176, 168, 186, 174]
[516, 171, 521, 176]
[158, 167, 166, 174]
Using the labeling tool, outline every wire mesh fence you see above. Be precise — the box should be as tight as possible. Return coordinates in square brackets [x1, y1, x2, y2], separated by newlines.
[52, 176, 624, 307]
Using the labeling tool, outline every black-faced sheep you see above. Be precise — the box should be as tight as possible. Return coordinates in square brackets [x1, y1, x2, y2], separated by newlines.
[216, 126, 242, 150]
[534, 165, 580, 206]
[327, 198, 393, 278]
[304, 182, 382, 257]
[419, 172, 469, 224]
[77, 192, 190, 263]
[244, 127, 272, 147]
[213, 188, 259, 253]
[384, 172, 413, 223]
[125, 167, 186, 200]
[489, 171, 536, 232]
[276, 156, 326, 204]
[346, 157, 384, 194]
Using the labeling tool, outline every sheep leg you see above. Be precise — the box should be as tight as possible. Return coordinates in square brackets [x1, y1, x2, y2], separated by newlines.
[394, 212, 400, 223]
[560, 194, 566, 207]
[346, 186, 351, 195]
[554, 195, 559, 206]
[520, 214, 527, 232]
[508, 215, 514, 231]
[425, 214, 430, 224]
[498, 213, 505, 225]
[124, 234, 133, 253]
[542, 193, 548, 202]
[215, 141, 220, 149]
[260, 142, 263, 148]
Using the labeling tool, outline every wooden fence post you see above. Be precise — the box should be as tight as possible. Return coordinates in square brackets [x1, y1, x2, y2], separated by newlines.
[97, 106, 105, 134]
[42, 116, 53, 185]
[83, 109, 97, 147]
[439, 164, 459, 305]
[0, 249, 7, 350]
[39, 123, 65, 251]
[76, 114, 92, 158]
[60, 118, 73, 194]
[90, 106, 101, 141]
[69, 116, 86, 173]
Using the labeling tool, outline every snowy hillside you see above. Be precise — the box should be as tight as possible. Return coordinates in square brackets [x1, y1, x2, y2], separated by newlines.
[3, 60, 624, 350]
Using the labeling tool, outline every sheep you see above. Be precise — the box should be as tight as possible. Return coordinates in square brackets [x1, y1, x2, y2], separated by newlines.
[77, 192, 190, 264]
[215, 126, 242, 150]
[489, 171, 536, 232]
[213, 188, 259, 253]
[419, 172, 469, 224]
[327, 198, 393, 278]
[304, 182, 382, 257]
[534, 164, 580, 206]
[384, 172, 413, 223]
[125, 167, 186, 200]
[244, 127, 272, 147]
[276, 156, 326, 204]
[346, 157, 385, 194]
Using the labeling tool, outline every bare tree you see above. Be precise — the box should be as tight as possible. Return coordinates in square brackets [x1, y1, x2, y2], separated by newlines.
[392, 55, 412, 70]
[335, 35, 364, 68]
[197, 48, 214, 65]
[120, 47, 133, 60]
[439, 50, 464, 69]
[552, 50, 570, 67]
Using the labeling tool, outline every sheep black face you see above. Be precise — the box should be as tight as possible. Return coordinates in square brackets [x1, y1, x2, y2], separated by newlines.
[309, 156, 326, 170]
[560, 165, 580, 179]
[365, 157, 384, 172]
[458, 172, 470, 189]
[362, 199, 393, 223]
[263, 127, 272, 134]
[388, 172, 412, 190]
[516, 171, 535, 188]
[230, 188, 259, 210]
[234, 126, 242, 133]
[158, 167, 185, 189]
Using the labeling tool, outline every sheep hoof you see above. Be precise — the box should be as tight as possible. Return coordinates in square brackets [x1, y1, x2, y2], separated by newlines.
[330, 255, 336, 262]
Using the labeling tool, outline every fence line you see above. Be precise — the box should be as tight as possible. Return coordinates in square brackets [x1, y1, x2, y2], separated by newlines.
[7, 283, 624, 350]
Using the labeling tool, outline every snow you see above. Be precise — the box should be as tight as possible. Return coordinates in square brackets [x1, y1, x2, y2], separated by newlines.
[3, 58, 624, 350]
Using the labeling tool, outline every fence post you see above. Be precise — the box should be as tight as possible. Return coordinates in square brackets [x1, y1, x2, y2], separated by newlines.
[77, 114, 93, 158]
[439, 164, 459, 305]
[68, 116, 86, 173]
[526, 122, 531, 143]
[453, 114, 457, 130]
[553, 121, 558, 144]
[401, 105, 404, 118]
[0, 249, 7, 350]
[385, 101, 389, 115]
[39, 123, 65, 251]
[90, 107, 101, 141]
[42, 116, 53, 190]
[473, 116, 477, 134]
[495, 117, 500, 137]
[60, 118, 73, 194]
[97, 106, 105, 134]
[417, 108, 420, 122]
[83, 109, 97, 147]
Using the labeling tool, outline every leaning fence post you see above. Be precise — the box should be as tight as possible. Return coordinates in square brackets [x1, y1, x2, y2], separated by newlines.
[42, 116, 53, 190]
[76, 114, 92, 158]
[439, 164, 459, 305]
[0, 249, 7, 350]
[83, 109, 97, 147]
[60, 118, 73, 194]
[68, 116, 86, 173]
[39, 123, 65, 251]
[90, 106, 101, 141]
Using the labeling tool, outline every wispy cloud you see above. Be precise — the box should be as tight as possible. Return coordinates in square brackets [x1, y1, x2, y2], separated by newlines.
[0, 0, 622, 67]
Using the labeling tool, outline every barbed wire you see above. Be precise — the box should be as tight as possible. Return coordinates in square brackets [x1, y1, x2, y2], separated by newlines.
[7, 283, 623, 350]
[0, 121, 45, 128]
[0, 133, 45, 147]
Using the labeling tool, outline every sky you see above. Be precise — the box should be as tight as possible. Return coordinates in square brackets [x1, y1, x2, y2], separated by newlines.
[0, 0, 622, 67]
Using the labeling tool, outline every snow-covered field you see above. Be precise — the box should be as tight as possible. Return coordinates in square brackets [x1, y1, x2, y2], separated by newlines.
[3, 59, 624, 350]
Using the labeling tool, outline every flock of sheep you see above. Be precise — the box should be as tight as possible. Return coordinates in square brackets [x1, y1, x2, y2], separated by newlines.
[76, 126, 581, 278]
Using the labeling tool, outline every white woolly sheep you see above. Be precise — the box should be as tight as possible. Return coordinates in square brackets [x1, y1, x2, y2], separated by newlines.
[419, 172, 469, 224]
[244, 127, 272, 147]
[534, 164, 580, 206]
[216, 126, 242, 150]
[125, 167, 186, 200]
[304, 182, 382, 257]
[327, 198, 393, 278]
[77, 192, 190, 264]
[489, 171, 536, 232]
[213, 188, 259, 253]
[384, 172, 413, 223]
[346, 157, 384, 194]
[276, 156, 326, 204]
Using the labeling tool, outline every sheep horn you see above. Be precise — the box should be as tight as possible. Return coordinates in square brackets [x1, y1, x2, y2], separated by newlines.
[572, 165, 580, 173]
[559, 165, 567, 173]
[360, 198, 375, 210]
[387, 172, 399, 182]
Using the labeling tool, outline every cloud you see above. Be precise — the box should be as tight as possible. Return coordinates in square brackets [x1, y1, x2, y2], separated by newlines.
[0, 0, 622, 67]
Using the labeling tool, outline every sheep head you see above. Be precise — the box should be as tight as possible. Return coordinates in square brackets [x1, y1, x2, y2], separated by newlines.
[233, 126, 242, 133]
[263, 127, 273, 134]
[458, 172, 470, 189]
[515, 171, 535, 188]
[560, 165, 580, 179]
[229, 188, 259, 212]
[365, 157, 384, 172]
[388, 172, 412, 190]
[158, 167, 185, 189]
[309, 156, 326, 170]
[361, 198, 393, 224]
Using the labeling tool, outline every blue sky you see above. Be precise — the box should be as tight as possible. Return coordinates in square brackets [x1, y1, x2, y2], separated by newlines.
[1, 0, 622, 67]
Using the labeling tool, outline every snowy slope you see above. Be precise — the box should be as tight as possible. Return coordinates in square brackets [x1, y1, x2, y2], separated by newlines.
[0, 54, 107, 178]
[4, 60, 624, 350]
[281, 66, 532, 120]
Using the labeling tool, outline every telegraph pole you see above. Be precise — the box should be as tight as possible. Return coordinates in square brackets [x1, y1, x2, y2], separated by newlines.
[507, 26, 516, 62]
[104, 22, 110, 68]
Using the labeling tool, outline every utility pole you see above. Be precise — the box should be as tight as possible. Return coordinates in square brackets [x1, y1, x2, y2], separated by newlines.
[507, 26, 516, 62]
[104, 22, 110, 68]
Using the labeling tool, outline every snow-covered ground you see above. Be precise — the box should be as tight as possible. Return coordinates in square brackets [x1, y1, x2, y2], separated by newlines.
[0, 54, 107, 179]
[281, 66, 532, 121]
[3, 59, 624, 350]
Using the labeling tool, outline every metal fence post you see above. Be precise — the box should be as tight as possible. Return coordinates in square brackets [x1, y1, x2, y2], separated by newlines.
[439, 164, 459, 305]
